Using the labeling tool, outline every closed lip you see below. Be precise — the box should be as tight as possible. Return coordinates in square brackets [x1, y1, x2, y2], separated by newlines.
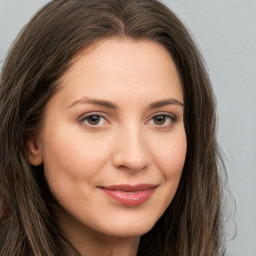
[99, 183, 158, 192]
[98, 184, 158, 206]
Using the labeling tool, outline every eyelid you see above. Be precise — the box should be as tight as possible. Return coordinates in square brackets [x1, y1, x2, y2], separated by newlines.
[147, 112, 176, 121]
[77, 111, 178, 129]
[146, 112, 177, 126]
[77, 112, 110, 127]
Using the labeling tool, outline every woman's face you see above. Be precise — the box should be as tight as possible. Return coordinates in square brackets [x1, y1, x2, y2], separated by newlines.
[29, 38, 187, 239]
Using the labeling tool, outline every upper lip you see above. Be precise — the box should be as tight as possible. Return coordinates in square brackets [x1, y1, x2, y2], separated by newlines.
[99, 184, 157, 192]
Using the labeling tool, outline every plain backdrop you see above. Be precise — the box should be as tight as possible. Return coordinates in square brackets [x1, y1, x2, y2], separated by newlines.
[0, 1, 255, 255]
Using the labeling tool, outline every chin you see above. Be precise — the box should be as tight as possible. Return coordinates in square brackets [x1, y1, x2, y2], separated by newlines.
[98, 219, 156, 238]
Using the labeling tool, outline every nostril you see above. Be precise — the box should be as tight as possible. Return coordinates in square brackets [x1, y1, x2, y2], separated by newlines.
[112, 132, 150, 171]
[112, 152, 150, 171]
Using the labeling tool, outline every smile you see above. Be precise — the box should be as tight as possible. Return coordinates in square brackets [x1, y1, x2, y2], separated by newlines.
[99, 184, 157, 206]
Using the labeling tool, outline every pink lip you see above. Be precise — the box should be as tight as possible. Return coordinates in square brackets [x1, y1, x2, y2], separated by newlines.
[100, 184, 157, 206]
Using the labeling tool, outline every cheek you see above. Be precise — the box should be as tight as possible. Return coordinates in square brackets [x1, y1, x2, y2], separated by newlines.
[152, 128, 187, 182]
[146, 129, 187, 219]
[41, 126, 111, 191]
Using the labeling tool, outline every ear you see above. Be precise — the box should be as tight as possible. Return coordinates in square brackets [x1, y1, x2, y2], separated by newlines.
[26, 136, 43, 166]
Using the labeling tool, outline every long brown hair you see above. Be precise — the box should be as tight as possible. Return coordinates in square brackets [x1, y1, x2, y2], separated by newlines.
[0, 0, 225, 255]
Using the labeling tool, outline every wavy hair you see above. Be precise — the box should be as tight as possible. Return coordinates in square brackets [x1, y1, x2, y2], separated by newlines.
[0, 0, 225, 255]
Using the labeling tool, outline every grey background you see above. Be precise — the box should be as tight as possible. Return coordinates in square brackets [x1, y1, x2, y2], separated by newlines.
[0, 1, 255, 255]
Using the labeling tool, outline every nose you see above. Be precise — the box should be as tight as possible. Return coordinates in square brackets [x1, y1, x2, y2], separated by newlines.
[112, 127, 151, 172]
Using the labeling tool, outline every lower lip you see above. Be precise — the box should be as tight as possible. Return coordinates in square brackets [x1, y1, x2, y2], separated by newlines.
[101, 188, 156, 206]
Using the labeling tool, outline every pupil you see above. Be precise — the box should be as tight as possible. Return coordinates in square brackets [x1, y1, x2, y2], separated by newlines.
[154, 115, 166, 125]
[88, 115, 100, 125]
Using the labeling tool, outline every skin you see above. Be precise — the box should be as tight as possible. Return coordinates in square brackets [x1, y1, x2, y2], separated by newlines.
[27, 38, 187, 256]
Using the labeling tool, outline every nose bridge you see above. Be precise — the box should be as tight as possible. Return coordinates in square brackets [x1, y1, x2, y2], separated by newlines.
[112, 123, 150, 171]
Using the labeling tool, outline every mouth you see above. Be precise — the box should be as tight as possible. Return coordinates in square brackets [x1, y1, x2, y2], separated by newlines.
[99, 184, 157, 206]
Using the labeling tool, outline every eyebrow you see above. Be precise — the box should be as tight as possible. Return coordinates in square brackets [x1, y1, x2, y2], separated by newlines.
[68, 97, 118, 109]
[68, 97, 184, 109]
[149, 99, 184, 109]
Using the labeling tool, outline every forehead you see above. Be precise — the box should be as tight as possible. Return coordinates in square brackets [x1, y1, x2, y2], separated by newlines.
[66, 38, 179, 78]
[54, 38, 183, 106]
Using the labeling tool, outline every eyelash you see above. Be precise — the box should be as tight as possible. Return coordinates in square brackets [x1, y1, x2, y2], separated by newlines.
[148, 113, 177, 128]
[78, 112, 109, 128]
[78, 112, 177, 129]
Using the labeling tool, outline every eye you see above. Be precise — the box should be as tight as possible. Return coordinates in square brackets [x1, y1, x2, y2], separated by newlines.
[149, 114, 176, 127]
[78, 114, 108, 126]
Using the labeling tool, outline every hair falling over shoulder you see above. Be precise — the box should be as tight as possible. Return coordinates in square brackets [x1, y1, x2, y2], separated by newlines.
[0, 0, 227, 255]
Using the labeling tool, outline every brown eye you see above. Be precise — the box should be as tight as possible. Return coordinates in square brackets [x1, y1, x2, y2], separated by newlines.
[78, 113, 109, 128]
[84, 115, 105, 125]
[152, 115, 167, 125]
[149, 114, 176, 127]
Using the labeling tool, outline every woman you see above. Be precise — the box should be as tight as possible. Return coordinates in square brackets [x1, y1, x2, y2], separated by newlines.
[0, 0, 225, 255]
